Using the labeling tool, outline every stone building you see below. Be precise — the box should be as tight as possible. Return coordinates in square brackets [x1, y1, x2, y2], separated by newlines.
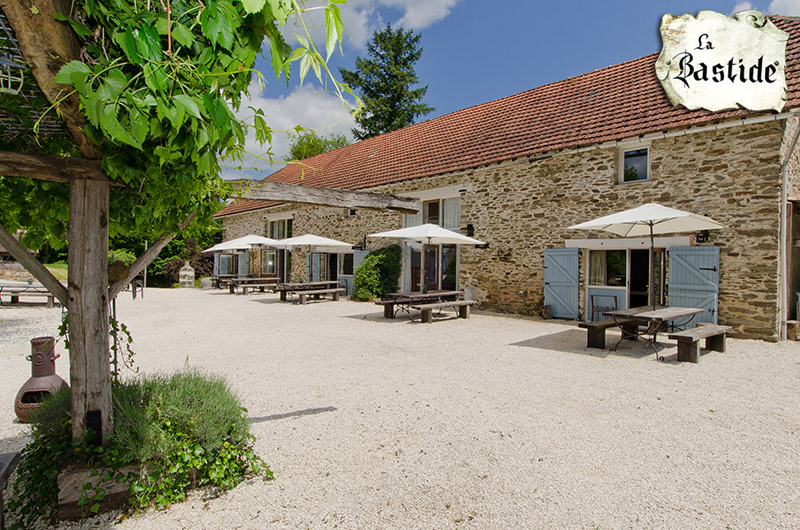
[215, 16, 800, 341]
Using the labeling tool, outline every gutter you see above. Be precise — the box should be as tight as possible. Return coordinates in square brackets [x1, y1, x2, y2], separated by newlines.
[779, 117, 800, 340]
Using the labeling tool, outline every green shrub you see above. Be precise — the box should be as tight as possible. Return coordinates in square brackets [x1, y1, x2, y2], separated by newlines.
[6, 371, 267, 528]
[108, 248, 137, 266]
[353, 244, 402, 299]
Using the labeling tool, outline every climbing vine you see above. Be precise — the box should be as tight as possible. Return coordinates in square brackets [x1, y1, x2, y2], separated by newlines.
[0, 0, 353, 248]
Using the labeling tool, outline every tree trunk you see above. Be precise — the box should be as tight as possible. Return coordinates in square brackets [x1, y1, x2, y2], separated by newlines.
[67, 179, 112, 444]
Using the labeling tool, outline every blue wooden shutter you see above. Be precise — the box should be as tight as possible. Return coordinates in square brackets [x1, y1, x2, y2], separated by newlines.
[543, 248, 579, 319]
[213, 254, 219, 277]
[238, 252, 249, 278]
[668, 246, 719, 324]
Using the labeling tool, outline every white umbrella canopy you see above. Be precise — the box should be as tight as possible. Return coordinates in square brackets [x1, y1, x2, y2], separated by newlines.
[273, 234, 353, 249]
[569, 203, 724, 310]
[568, 203, 724, 236]
[368, 223, 485, 245]
[202, 234, 280, 253]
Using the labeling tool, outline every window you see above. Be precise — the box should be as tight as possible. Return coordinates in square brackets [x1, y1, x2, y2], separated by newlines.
[423, 200, 440, 225]
[268, 218, 293, 239]
[589, 250, 626, 286]
[344, 208, 357, 218]
[339, 253, 354, 276]
[619, 147, 649, 183]
[261, 249, 276, 275]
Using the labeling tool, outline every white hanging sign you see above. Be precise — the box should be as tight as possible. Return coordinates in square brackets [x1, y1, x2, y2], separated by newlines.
[655, 10, 788, 112]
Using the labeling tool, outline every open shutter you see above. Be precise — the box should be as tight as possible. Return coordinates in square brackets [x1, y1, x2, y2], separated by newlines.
[238, 252, 249, 278]
[311, 254, 322, 281]
[668, 246, 719, 324]
[213, 254, 219, 277]
[543, 248, 579, 319]
[305, 254, 311, 282]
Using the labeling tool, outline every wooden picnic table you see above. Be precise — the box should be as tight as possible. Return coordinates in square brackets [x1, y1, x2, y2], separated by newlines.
[603, 306, 705, 356]
[226, 277, 278, 294]
[0, 282, 57, 307]
[377, 290, 464, 319]
[275, 281, 342, 302]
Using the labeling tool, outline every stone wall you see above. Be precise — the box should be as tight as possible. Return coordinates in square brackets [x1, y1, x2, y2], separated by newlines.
[223, 120, 786, 339]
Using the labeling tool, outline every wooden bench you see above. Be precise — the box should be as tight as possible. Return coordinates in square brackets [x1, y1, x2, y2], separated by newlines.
[410, 300, 477, 323]
[297, 288, 346, 304]
[668, 323, 732, 363]
[578, 318, 638, 349]
[0, 452, 20, 530]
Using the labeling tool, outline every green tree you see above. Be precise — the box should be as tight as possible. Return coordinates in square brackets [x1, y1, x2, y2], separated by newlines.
[288, 130, 350, 160]
[338, 24, 434, 140]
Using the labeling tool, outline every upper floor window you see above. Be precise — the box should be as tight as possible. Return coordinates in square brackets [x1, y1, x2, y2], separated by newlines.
[268, 218, 293, 239]
[405, 196, 460, 230]
[619, 147, 649, 183]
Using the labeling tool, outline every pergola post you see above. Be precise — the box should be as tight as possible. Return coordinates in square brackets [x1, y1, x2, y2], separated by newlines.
[67, 178, 112, 444]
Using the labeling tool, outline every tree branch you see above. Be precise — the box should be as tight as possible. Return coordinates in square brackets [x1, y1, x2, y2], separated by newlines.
[0, 150, 116, 183]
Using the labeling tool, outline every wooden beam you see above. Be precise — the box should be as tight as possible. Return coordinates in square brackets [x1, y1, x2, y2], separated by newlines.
[0, 0, 101, 160]
[0, 150, 112, 184]
[235, 181, 420, 214]
[108, 213, 196, 300]
[0, 224, 68, 305]
[68, 178, 112, 445]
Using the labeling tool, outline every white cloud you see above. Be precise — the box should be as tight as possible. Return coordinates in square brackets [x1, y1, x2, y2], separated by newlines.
[280, 0, 457, 52]
[380, 0, 459, 30]
[768, 0, 800, 15]
[731, 1, 756, 15]
[224, 82, 358, 179]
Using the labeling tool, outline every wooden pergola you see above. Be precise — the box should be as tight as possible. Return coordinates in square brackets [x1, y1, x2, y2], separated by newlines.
[0, 0, 416, 444]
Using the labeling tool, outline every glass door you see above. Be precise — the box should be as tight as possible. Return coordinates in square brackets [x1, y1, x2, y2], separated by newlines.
[424, 244, 439, 292]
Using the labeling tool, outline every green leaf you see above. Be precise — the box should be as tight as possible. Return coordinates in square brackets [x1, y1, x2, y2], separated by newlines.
[136, 24, 162, 62]
[171, 22, 194, 48]
[174, 94, 203, 120]
[122, 27, 143, 65]
[200, 1, 222, 48]
[324, 5, 343, 60]
[54, 61, 91, 87]
[143, 63, 169, 92]
[241, 0, 266, 14]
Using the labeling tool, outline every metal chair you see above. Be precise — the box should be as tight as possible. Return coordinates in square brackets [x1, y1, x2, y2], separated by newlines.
[590, 294, 618, 321]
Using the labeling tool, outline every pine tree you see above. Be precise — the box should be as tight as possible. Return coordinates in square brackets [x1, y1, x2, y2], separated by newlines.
[339, 24, 435, 140]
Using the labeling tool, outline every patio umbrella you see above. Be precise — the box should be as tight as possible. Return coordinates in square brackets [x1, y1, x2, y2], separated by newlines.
[568, 203, 724, 310]
[272, 234, 353, 249]
[368, 223, 485, 245]
[368, 224, 485, 290]
[202, 234, 279, 253]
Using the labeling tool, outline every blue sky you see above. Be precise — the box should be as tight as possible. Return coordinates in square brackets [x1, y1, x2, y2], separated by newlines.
[228, 0, 800, 179]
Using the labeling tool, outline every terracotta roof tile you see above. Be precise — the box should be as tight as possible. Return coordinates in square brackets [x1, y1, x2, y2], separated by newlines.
[218, 16, 800, 217]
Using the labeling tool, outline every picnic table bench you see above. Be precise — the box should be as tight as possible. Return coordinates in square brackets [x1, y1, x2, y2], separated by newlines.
[275, 281, 343, 303]
[410, 299, 478, 323]
[668, 323, 732, 363]
[226, 277, 278, 294]
[0, 452, 20, 530]
[0, 283, 57, 308]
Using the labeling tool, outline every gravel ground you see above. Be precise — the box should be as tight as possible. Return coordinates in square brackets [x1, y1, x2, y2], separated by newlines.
[1, 288, 799, 529]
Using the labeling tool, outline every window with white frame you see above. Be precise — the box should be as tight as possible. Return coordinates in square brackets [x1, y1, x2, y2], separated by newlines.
[267, 218, 293, 239]
[618, 146, 649, 183]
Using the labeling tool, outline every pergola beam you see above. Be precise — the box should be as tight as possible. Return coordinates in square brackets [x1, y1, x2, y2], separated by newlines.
[236, 181, 420, 214]
[0, 224, 68, 305]
[0, 150, 110, 184]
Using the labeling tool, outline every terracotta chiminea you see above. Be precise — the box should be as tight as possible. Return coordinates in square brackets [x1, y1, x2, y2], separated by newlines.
[15, 336, 69, 423]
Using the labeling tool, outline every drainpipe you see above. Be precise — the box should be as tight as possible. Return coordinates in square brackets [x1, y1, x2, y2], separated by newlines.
[779, 118, 800, 341]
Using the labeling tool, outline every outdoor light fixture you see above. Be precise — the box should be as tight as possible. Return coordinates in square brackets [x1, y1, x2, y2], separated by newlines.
[466, 223, 475, 237]
[696, 229, 710, 243]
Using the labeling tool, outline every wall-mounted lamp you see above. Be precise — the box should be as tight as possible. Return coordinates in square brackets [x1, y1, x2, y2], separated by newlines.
[466, 223, 475, 237]
[696, 230, 710, 243]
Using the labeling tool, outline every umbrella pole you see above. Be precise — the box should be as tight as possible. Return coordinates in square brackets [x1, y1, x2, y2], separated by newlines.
[650, 223, 656, 311]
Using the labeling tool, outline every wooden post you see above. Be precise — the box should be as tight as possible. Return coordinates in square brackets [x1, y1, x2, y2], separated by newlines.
[68, 179, 112, 445]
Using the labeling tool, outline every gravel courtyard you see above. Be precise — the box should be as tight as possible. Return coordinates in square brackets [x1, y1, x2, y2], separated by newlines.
[1, 288, 798, 529]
